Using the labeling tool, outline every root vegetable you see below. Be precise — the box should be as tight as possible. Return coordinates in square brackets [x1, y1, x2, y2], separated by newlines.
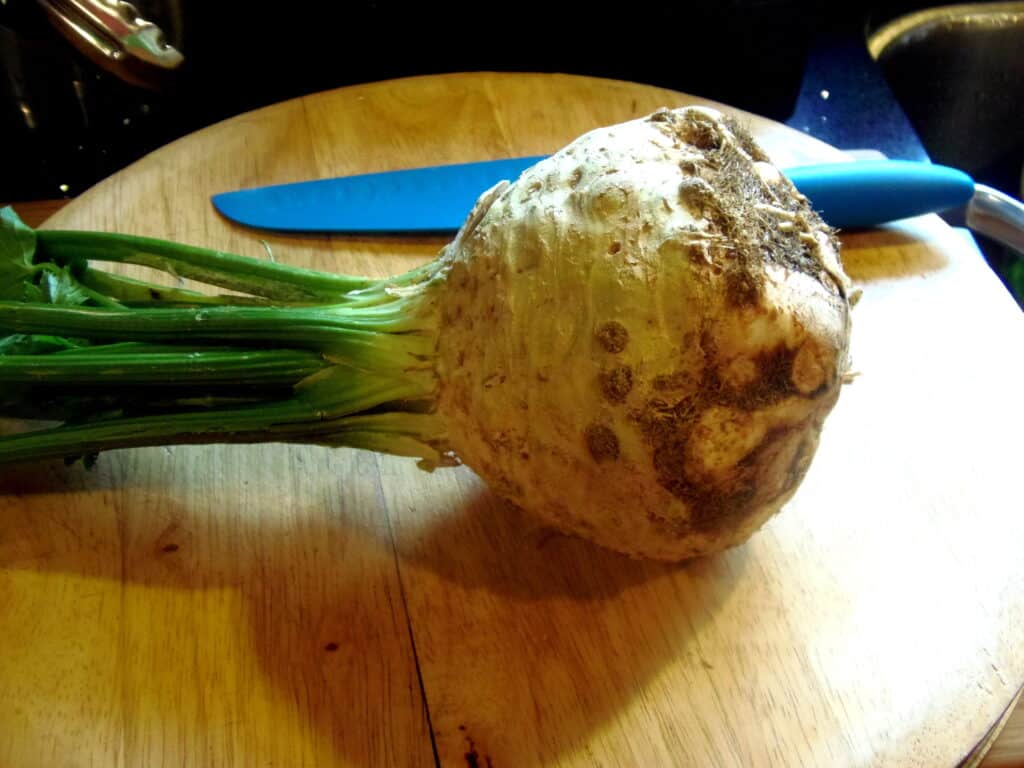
[0, 106, 852, 560]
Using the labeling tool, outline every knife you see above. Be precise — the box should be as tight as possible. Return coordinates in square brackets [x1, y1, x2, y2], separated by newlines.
[211, 158, 977, 234]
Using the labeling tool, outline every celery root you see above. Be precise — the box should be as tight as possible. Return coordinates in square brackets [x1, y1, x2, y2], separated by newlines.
[0, 107, 852, 561]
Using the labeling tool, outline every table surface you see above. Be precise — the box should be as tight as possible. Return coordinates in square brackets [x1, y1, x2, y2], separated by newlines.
[1, 72, 1023, 768]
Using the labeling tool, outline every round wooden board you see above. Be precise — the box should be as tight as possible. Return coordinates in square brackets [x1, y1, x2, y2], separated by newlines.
[1, 72, 1022, 767]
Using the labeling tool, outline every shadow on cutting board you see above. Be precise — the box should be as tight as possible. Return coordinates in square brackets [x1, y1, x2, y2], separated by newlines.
[839, 226, 951, 283]
[0, 445, 745, 766]
[383, 472, 750, 765]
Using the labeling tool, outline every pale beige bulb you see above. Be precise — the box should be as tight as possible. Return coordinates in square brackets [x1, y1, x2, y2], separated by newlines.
[434, 106, 852, 561]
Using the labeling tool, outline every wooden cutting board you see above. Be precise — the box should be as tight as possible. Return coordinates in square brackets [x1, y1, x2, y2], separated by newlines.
[1, 72, 1022, 768]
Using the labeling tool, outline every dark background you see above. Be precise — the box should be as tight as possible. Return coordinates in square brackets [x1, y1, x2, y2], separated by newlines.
[0, 0, 967, 202]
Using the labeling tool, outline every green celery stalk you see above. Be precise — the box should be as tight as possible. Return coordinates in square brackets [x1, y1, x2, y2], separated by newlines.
[0, 208, 449, 468]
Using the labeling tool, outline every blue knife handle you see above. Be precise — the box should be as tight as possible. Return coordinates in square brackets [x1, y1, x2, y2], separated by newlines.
[784, 160, 976, 229]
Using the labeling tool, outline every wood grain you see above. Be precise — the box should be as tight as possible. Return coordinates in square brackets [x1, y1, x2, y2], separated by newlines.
[1, 72, 1022, 767]
[970, 686, 1024, 767]
[985, 704, 1024, 767]
[1, 199, 69, 228]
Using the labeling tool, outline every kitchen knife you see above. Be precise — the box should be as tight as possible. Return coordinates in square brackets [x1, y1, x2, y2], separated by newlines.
[211, 158, 976, 234]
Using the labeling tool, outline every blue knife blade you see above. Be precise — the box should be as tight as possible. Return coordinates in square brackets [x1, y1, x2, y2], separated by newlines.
[211, 158, 976, 234]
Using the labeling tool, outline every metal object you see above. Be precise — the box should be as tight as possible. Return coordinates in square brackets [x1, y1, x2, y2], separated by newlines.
[967, 184, 1024, 257]
[36, 0, 183, 87]
[868, 2, 1024, 261]
[868, 2, 1024, 60]
[211, 159, 978, 235]
[867, 2, 1024, 209]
